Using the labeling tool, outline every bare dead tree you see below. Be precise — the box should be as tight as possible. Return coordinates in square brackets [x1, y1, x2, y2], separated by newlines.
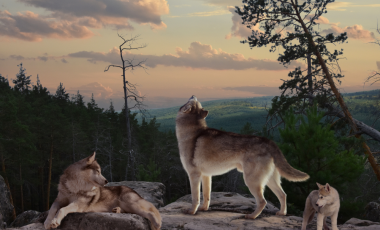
[104, 34, 148, 150]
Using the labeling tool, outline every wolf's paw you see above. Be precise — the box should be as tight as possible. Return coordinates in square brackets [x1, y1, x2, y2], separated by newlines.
[198, 205, 209, 211]
[275, 211, 286, 216]
[43, 220, 52, 230]
[323, 226, 331, 230]
[245, 214, 258, 219]
[181, 208, 197, 215]
[150, 222, 161, 230]
[50, 218, 60, 229]
[112, 207, 122, 213]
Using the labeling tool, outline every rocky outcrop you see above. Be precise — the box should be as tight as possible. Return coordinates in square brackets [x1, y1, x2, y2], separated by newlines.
[341, 218, 380, 230]
[7, 181, 164, 229]
[106, 181, 166, 208]
[10, 211, 41, 228]
[8, 213, 150, 230]
[7, 185, 380, 230]
[0, 175, 14, 225]
[365, 201, 380, 222]
[158, 192, 380, 230]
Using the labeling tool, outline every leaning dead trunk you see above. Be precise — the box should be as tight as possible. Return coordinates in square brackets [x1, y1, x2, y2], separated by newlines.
[293, 3, 380, 180]
[46, 134, 53, 210]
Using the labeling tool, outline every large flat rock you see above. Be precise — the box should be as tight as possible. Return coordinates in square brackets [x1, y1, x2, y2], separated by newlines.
[8, 213, 150, 230]
[159, 192, 380, 230]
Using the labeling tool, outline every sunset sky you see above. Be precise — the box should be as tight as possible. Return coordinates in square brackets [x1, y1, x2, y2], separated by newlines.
[1, 0, 379, 109]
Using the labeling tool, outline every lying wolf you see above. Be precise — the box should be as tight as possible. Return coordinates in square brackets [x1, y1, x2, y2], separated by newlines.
[302, 183, 340, 230]
[44, 152, 161, 230]
[175, 96, 310, 219]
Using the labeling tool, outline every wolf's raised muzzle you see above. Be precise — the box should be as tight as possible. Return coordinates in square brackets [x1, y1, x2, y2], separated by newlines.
[189, 95, 197, 101]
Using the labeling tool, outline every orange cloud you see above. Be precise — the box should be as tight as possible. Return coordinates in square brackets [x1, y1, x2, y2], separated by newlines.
[225, 6, 261, 39]
[322, 24, 375, 42]
[0, 10, 93, 41]
[68, 42, 302, 71]
[66, 82, 115, 99]
[20, 0, 169, 30]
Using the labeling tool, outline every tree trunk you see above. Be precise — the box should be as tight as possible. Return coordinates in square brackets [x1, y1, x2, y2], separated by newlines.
[120, 46, 132, 150]
[39, 166, 45, 211]
[1, 153, 16, 220]
[46, 134, 53, 211]
[72, 122, 75, 163]
[19, 163, 24, 212]
[307, 53, 313, 106]
[293, 2, 380, 180]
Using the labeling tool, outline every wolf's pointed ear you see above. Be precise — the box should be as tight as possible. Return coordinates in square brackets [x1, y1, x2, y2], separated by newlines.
[87, 152, 96, 164]
[316, 182, 323, 189]
[325, 183, 330, 192]
[200, 109, 208, 119]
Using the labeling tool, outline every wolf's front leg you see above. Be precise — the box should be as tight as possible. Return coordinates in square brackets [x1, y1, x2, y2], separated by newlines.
[316, 213, 325, 230]
[50, 203, 79, 229]
[44, 200, 61, 229]
[331, 212, 339, 230]
[199, 175, 211, 211]
[184, 171, 201, 214]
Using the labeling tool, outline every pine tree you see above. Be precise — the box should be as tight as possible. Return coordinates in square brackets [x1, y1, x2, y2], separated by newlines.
[13, 63, 32, 93]
[278, 106, 365, 208]
[240, 122, 255, 135]
[54, 83, 69, 102]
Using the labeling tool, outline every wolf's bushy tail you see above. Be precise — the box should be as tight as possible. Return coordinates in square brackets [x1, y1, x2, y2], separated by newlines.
[271, 144, 309, 182]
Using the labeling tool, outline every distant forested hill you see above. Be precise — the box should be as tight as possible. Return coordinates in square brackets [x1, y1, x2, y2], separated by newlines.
[142, 90, 380, 133]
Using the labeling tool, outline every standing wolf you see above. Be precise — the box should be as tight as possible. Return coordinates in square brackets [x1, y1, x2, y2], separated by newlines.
[44, 152, 161, 230]
[302, 183, 340, 230]
[176, 96, 309, 219]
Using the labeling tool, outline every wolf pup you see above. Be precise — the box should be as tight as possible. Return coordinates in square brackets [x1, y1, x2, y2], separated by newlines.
[302, 183, 340, 230]
[175, 96, 309, 219]
[44, 152, 161, 230]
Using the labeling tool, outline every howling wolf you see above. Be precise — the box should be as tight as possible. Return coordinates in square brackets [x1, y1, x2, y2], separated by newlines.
[44, 152, 161, 230]
[176, 96, 309, 219]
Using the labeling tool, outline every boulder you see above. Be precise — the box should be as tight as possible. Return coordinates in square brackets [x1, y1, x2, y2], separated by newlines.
[7, 213, 150, 230]
[339, 218, 380, 230]
[0, 175, 14, 224]
[10, 210, 41, 228]
[365, 202, 380, 222]
[106, 181, 165, 208]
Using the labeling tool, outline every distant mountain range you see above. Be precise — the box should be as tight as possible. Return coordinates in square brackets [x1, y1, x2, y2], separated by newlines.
[139, 90, 379, 134]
